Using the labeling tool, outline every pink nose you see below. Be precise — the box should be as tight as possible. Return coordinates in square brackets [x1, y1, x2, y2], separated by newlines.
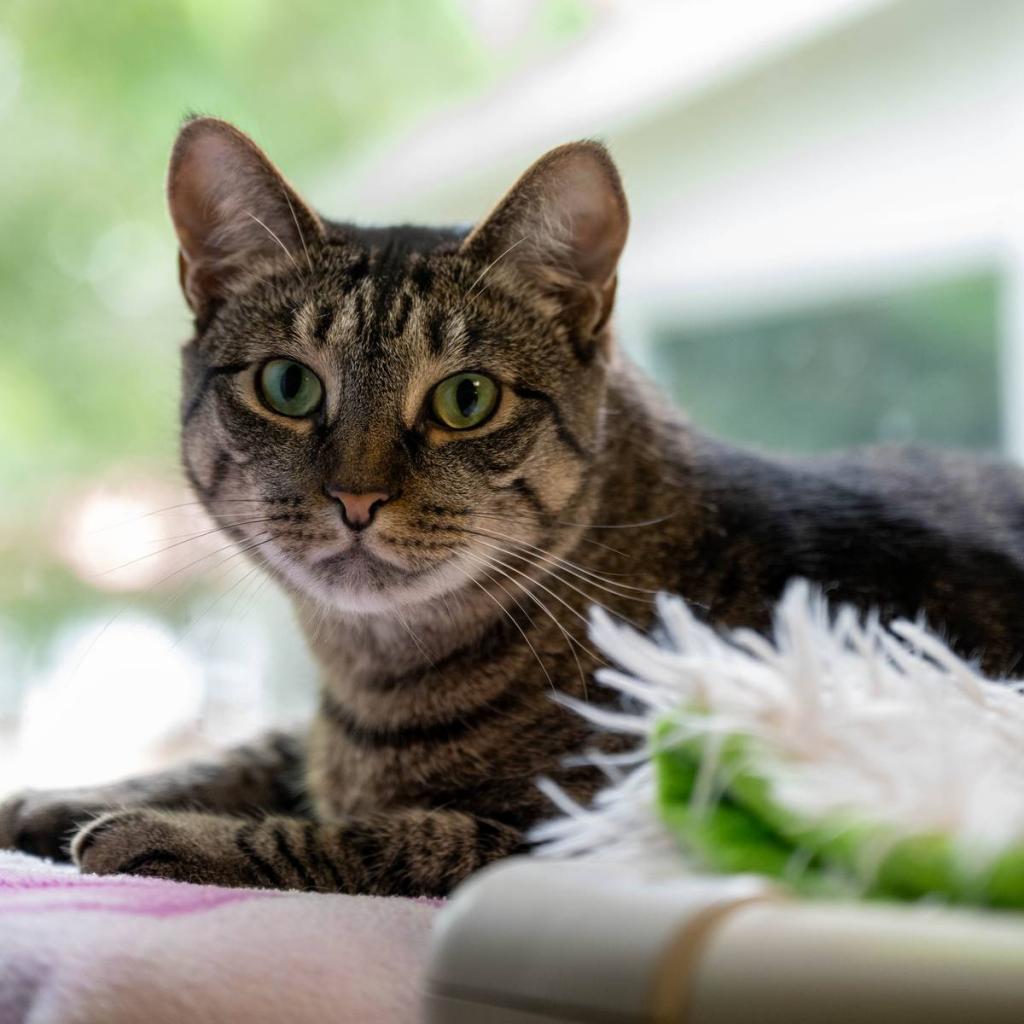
[325, 487, 391, 531]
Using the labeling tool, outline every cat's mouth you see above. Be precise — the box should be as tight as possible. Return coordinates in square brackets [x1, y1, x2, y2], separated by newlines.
[252, 526, 465, 614]
[310, 545, 436, 588]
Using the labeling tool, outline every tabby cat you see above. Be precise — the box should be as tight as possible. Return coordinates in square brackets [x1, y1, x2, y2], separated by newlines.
[4, 118, 1024, 894]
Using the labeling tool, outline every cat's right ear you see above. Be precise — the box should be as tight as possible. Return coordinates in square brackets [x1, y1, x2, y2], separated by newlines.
[167, 117, 324, 320]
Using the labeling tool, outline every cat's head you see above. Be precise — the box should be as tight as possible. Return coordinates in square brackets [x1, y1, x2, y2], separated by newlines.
[169, 117, 629, 614]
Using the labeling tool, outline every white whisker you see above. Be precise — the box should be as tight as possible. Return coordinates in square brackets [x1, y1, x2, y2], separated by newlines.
[244, 211, 301, 273]
[448, 559, 554, 692]
[461, 550, 595, 699]
[461, 236, 527, 306]
[280, 188, 313, 274]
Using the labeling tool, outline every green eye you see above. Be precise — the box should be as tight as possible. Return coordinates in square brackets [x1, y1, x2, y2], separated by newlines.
[259, 359, 323, 418]
[431, 372, 499, 430]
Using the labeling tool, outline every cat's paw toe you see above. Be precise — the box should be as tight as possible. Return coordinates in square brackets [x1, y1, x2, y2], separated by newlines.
[72, 809, 248, 886]
[72, 809, 191, 881]
[0, 790, 106, 861]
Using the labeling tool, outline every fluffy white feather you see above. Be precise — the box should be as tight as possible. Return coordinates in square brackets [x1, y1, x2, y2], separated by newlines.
[532, 581, 1024, 868]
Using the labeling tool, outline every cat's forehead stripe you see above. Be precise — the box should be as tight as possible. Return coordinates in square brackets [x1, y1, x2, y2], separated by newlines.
[311, 304, 335, 348]
[426, 311, 448, 357]
[410, 260, 434, 294]
[390, 291, 414, 339]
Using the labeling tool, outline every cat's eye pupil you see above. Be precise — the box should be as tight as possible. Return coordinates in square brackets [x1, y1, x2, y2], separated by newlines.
[456, 378, 479, 417]
[281, 364, 303, 401]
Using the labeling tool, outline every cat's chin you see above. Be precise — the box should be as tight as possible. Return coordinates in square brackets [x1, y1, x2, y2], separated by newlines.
[258, 539, 465, 616]
[311, 566, 472, 616]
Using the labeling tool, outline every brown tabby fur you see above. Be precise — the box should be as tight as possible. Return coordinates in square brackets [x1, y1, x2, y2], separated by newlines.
[4, 118, 1024, 894]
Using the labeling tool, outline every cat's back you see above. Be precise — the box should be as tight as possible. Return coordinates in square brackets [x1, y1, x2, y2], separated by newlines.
[685, 434, 1024, 671]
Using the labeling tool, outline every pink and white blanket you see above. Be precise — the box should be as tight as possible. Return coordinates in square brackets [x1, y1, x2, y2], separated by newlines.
[0, 851, 438, 1023]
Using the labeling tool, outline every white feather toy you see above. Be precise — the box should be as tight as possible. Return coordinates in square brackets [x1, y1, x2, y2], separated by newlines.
[532, 581, 1024, 906]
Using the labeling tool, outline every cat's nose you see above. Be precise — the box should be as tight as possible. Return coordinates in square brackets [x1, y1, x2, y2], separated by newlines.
[324, 486, 392, 531]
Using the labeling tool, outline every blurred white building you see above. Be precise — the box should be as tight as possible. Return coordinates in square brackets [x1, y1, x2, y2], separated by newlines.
[331, 0, 1024, 455]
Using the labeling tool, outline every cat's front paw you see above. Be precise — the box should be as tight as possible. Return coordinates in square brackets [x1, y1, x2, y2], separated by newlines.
[0, 789, 111, 861]
[72, 809, 255, 887]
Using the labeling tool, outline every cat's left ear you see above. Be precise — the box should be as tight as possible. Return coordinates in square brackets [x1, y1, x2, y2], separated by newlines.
[460, 141, 629, 339]
[167, 117, 324, 321]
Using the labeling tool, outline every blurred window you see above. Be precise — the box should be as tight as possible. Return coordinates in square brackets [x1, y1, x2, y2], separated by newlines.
[648, 272, 1001, 453]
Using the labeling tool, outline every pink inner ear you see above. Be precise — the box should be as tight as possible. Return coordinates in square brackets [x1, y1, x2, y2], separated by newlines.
[169, 134, 230, 262]
[170, 130, 274, 263]
[556, 160, 629, 288]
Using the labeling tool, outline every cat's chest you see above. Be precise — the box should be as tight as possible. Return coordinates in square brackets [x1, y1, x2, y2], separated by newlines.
[301, 610, 612, 819]
[303, 659, 589, 819]
[308, 734, 405, 816]
[304, 713, 506, 817]
[302, 669, 518, 816]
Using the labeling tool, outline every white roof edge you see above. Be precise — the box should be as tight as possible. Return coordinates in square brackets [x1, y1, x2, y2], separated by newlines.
[319, 0, 899, 215]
